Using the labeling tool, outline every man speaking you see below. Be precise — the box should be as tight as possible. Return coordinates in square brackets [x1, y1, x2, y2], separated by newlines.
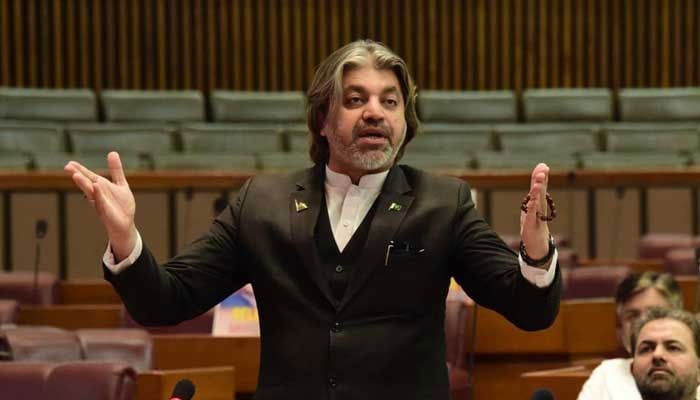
[65, 40, 561, 400]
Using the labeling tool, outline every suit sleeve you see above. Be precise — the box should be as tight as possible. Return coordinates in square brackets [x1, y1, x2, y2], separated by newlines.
[450, 182, 561, 331]
[103, 179, 253, 326]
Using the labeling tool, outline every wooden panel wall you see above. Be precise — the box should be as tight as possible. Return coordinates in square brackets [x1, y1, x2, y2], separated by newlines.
[0, 0, 698, 92]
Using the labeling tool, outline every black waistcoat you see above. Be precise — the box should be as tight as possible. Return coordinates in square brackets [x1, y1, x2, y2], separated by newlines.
[315, 194, 378, 302]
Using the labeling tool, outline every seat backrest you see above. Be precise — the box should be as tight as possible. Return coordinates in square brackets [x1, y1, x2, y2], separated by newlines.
[68, 127, 174, 155]
[523, 88, 613, 122]
[562, 266, 632, 299]
[0, 271, 57, 305]
[496, 124, 600, 154]
[602, 123, 699, 153]
[211, 90, 306, 123]
[101, 90, 204, 122]
[0, 362, 53, 398]
[664, 248, 696, 275]
[48, 362, 137, 400]
[411, 124, 493, 154]
[76, 329, 153, 372]
[638, 233, 700, 259]
[1, 326, 83, 362]
[180, 124, 283, 153]
[619, 87, 700, 121]
[0, 299, 19, 325]
[0, 87, 97, 121]
[0, 125, 66, 153]
[152, 153, 259, 171]
[419, 90, 517, 123]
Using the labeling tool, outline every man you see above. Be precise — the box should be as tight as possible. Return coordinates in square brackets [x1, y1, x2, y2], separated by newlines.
[578, 272, 694, 400]
[64, 40, 560, 399]
[631, 307, 700, 400]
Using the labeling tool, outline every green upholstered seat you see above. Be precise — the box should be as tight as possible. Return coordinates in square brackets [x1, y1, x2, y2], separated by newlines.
[494, 123, 600, 154]
[0, 87, 96, 122]
[618, 88, 700, 121]
[211, 91, 306, 123]
[258, 152, 313, 171]
[522, 88, 613, 122]
[418, 90, 517, 123]
[33, 152, 147, 171]
[410, 124, 493, 154]
[399, 153, 471, 172]
[475, 152, 579, 170]
[601, 123, 699, 153]
[180, 123, 283, 154]
[0, 152, 30, 170]
[101, 90, 204, 122]
[68, 126, 174, 155]
[152, 153, 258, 171]
[580, 152, 690, 170]
[0, 125, 66, 153]
[282, 124, 311, 153]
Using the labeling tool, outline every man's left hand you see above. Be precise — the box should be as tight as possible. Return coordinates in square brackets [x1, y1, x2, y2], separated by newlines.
[520, 163, 551, 260]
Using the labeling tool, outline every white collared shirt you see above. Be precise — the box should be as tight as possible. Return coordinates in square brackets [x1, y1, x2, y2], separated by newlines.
[104, 166, 557, 288]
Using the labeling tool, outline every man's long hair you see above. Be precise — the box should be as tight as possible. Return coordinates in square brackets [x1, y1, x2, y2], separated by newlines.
[306, 39, 420, 165]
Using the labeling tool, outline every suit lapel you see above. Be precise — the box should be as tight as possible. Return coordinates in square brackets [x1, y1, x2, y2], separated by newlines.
[338, 166, 414, 312]
[289, 166, 336, 307]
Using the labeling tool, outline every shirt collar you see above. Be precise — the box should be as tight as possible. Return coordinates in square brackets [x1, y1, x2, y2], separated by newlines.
[325, 165, 389, 190]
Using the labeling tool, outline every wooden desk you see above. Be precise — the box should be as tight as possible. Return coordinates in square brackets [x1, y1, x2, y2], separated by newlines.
[57, 279, 121, 305]
[137, 366, 236, 400]
[18, 304, 123, 330]
[521, 366, 592, 400]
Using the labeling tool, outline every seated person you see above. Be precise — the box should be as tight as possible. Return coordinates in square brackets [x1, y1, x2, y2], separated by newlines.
[578, 272, 685, 399]
[631, 307, 700, 400]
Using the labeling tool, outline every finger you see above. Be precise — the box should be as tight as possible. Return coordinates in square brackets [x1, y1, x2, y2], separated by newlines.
[71, 172, 96, 200]
[107, 152, 128, 186]
[67, 160, 102, 183]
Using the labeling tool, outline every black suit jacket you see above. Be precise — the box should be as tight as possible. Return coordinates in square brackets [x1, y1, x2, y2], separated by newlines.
[106, 164, 561, 400]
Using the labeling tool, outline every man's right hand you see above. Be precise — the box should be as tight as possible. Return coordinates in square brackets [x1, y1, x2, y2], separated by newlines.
[64, 151, 137, 262]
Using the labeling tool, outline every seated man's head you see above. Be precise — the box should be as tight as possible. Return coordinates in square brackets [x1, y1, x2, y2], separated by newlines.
[630, 307, 700, 400]
[617, 272, 683, 354]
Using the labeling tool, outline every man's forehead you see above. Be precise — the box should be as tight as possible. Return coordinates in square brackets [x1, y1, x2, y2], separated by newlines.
[639, 318, 694, 345]
[342, 65, 401, 91]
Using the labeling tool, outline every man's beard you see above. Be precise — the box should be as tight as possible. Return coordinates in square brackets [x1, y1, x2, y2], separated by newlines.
[636, 372, 697, 400]
[327, 125, 404, 172]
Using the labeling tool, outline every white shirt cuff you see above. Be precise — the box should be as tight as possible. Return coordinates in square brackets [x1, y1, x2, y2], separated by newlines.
[519, 249, 558, 288]
[102, 231, 143, 274]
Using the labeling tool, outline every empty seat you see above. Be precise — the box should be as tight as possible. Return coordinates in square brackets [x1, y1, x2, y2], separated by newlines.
[76, 328, 153, 372]
[475, 152, 579, 170]
[180, 123, 284, 154]
[153, 153, 258, 171]
[619, 87, 700, 121]
[399, 153, 470, 171]
[664, 248, 696, 275]
[0, 362, 54, 398]
[495, 123, 600, 154]
[638, 233, 700, 259]
[33, 152, 147, 171]
[0, 299, 18, 325]
[258, 152, 313, 171]
[562, 266, 632, 299]
[419, 90, 517, 123]
[580, 152, 689, 170]
[283, 123, 311, 153]
[0, 124, 66, 153]
[602, 123, 699, 153]
[0, 361, 137, 400]
[0, 152, 30, 170]
[101, 90, 204, 122]
[0, 271, 57, 305]
[0, 87, 97, 121]
[211, 90, 306, 123]
[68, 125, 174, 155]
[47, 361, 137, 400]
[410, 124, 493, 154]
[522, 88, 613, 122]
[1, 326, 82, 362]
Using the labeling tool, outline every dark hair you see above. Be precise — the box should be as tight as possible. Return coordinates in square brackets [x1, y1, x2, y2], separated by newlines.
[630, 307, 700, 357]
[615, 271, 682, 317]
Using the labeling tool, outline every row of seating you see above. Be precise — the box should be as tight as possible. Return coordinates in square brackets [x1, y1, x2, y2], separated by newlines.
[3, 86, 700, 123]
[3, 121, 700, 171]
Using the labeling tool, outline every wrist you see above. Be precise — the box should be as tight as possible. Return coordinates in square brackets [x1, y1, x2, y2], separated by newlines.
[109, 225, 138, 262]
[520, 235, 555, 267]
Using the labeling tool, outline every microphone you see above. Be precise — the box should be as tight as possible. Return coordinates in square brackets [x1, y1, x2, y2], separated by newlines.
[169, 379, 195, 400]
[530, 388, 555, 400]
[32, 219, 48, 304]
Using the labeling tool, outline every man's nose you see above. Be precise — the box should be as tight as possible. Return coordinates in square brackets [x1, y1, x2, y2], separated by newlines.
[362, 98, 384, 123]
[652, 348, 667, 363]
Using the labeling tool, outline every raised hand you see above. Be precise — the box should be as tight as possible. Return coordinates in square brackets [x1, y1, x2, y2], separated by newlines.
[64, 151, 137, 261]
[519, 163, 552, 261]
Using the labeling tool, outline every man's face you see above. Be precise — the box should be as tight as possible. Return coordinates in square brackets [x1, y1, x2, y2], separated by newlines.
[321, 64, 407, 177]
[619, 288, 673, 353]
[631, 318, 700, 400]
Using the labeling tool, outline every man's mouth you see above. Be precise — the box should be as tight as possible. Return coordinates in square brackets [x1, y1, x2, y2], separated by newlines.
[649, 367, 673, 377]
[356, 129, 390, 146]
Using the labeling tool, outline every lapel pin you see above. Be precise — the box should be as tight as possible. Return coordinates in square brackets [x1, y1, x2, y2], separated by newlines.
[388, 202, 402, 212]
[294, 199, 309, 212]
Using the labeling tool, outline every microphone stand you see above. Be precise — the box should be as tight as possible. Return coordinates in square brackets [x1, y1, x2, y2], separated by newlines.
[32, 219, 48, 305]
